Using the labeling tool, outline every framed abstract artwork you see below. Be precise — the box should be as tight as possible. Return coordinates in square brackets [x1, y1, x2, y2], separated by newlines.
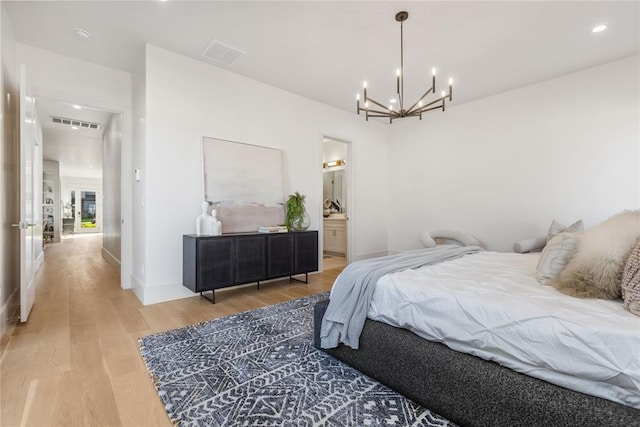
[202, 137, 285, 233]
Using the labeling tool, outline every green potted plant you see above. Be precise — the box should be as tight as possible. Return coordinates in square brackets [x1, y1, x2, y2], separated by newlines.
[285, 191, 311, 231]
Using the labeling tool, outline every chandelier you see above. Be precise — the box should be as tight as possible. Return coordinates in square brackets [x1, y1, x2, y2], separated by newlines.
[357, 11, 453, 123]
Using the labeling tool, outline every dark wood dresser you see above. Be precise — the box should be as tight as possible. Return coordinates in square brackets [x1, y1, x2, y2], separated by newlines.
[183, 231, 318, 303]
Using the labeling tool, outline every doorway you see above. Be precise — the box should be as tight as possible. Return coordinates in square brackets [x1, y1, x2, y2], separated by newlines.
[65, 189, 102, 234]
[322, 137, 350, 270]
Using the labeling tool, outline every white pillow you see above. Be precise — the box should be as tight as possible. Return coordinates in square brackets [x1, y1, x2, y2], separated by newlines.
[513, 236, 546, 253]
[546, 219, 583, 243]
[536, 232, 579, 286]
[420, 229, 480, 248]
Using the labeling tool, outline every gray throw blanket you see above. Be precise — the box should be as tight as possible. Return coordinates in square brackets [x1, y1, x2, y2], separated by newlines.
[320, 245, 483, 349]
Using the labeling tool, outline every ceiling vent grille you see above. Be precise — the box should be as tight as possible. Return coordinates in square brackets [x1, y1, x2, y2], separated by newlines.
[51, 116, 101, 130]
[202, 38, 244, 66]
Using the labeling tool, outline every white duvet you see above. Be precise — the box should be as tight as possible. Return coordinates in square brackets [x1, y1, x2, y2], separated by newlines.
[367, 251, 640, 409]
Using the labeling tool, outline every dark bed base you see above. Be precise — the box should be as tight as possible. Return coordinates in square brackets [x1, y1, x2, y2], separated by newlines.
[313, 300, 640, 427]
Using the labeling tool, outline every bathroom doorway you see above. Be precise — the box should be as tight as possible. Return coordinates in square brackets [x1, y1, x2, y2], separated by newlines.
[322, 137, 350, 270]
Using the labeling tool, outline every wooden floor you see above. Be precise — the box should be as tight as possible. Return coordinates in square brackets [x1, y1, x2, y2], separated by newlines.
[0, 234, 338, 427]
[322, 254, 347, 269]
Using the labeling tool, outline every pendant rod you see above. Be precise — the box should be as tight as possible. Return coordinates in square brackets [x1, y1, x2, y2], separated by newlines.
[400, 19, 404, 113]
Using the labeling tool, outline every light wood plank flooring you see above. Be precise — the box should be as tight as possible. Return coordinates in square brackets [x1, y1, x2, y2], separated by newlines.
[323, 254, 347, 270]
[1, 234, 338, 427]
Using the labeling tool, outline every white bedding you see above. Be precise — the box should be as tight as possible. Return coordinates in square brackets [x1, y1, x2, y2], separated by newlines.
[367, 251, 640, 409]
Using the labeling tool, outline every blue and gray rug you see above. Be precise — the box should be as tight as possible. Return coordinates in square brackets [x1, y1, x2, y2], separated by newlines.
[139, 292, 452, 426]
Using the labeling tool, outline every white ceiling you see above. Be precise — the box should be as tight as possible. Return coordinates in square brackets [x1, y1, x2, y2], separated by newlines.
[4, 1, 639, 176]
[38, 98, 112, 179]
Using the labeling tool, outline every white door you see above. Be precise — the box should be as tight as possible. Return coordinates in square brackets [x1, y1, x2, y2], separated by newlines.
[16, 65, 40, 322]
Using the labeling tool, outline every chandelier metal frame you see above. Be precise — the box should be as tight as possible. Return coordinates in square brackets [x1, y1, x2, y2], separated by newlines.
[357, 11, 453, 123]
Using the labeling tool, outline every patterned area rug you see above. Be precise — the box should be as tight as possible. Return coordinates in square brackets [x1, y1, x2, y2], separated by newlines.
[139, 293, 453, 426]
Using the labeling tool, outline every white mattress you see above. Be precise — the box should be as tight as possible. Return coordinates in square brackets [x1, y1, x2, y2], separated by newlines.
[367, 251, 640, 409]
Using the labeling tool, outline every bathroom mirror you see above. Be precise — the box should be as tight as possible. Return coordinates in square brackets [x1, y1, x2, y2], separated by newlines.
[323, 169, 346, 212]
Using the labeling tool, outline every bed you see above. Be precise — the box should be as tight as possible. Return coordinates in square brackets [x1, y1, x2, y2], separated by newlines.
[313, 227, 640, 427]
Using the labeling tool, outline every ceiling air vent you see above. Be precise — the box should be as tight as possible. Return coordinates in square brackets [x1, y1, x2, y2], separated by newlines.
[202, 38, 244, 66]
[51, 116, 101, 130]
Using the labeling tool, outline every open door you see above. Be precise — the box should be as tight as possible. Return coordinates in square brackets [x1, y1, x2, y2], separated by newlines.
[14, 65, 40, 322]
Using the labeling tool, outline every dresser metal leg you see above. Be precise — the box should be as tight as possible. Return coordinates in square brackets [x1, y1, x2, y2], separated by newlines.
[289, 273, 308, 284]
[200, 290, 215, 304]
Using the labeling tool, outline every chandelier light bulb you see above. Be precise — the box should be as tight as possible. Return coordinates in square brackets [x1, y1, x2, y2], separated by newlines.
[357, 94, 360, 100]
[418, 100, 423, 107]
[441, 90, 446, 98]
[396, 68, 401, 77]
[432, 68, 436, 76]
[592, 24, 607, 33]
[365, 101, 369, 108]
[448, 78, 454, 85]
[363, 81, 368, 88]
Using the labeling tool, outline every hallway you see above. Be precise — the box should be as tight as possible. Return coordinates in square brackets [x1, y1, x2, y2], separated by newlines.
[1, 234, 337, 426]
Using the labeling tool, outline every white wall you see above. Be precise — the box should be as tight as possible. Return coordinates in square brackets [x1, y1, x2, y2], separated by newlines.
[102, 113, 122, 270]
[16, 43, 133, 288]
[323, 139, 348, 163]
[130, 48, 147, 301]
[133, 44, 389, 304]
[388, 55, 640, 252]
[0, 2, 20, 347]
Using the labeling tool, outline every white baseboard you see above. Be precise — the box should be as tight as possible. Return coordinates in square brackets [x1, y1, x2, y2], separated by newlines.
[101, 248, 121, 275]
[130, 275, 194, 306]
[130, 274, 145, 303]
[142, 282, 194, 305]
[129, 274, 321, 306]
[353, 250, 389, 262]
[0, 287, 20, 356]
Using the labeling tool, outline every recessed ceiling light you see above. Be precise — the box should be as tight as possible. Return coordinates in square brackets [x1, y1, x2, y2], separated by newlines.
[592, 24, 607, 33]
[72, 104, 82, 110]
[71, 126, 79, 130]
[74, 28, 90, 40]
